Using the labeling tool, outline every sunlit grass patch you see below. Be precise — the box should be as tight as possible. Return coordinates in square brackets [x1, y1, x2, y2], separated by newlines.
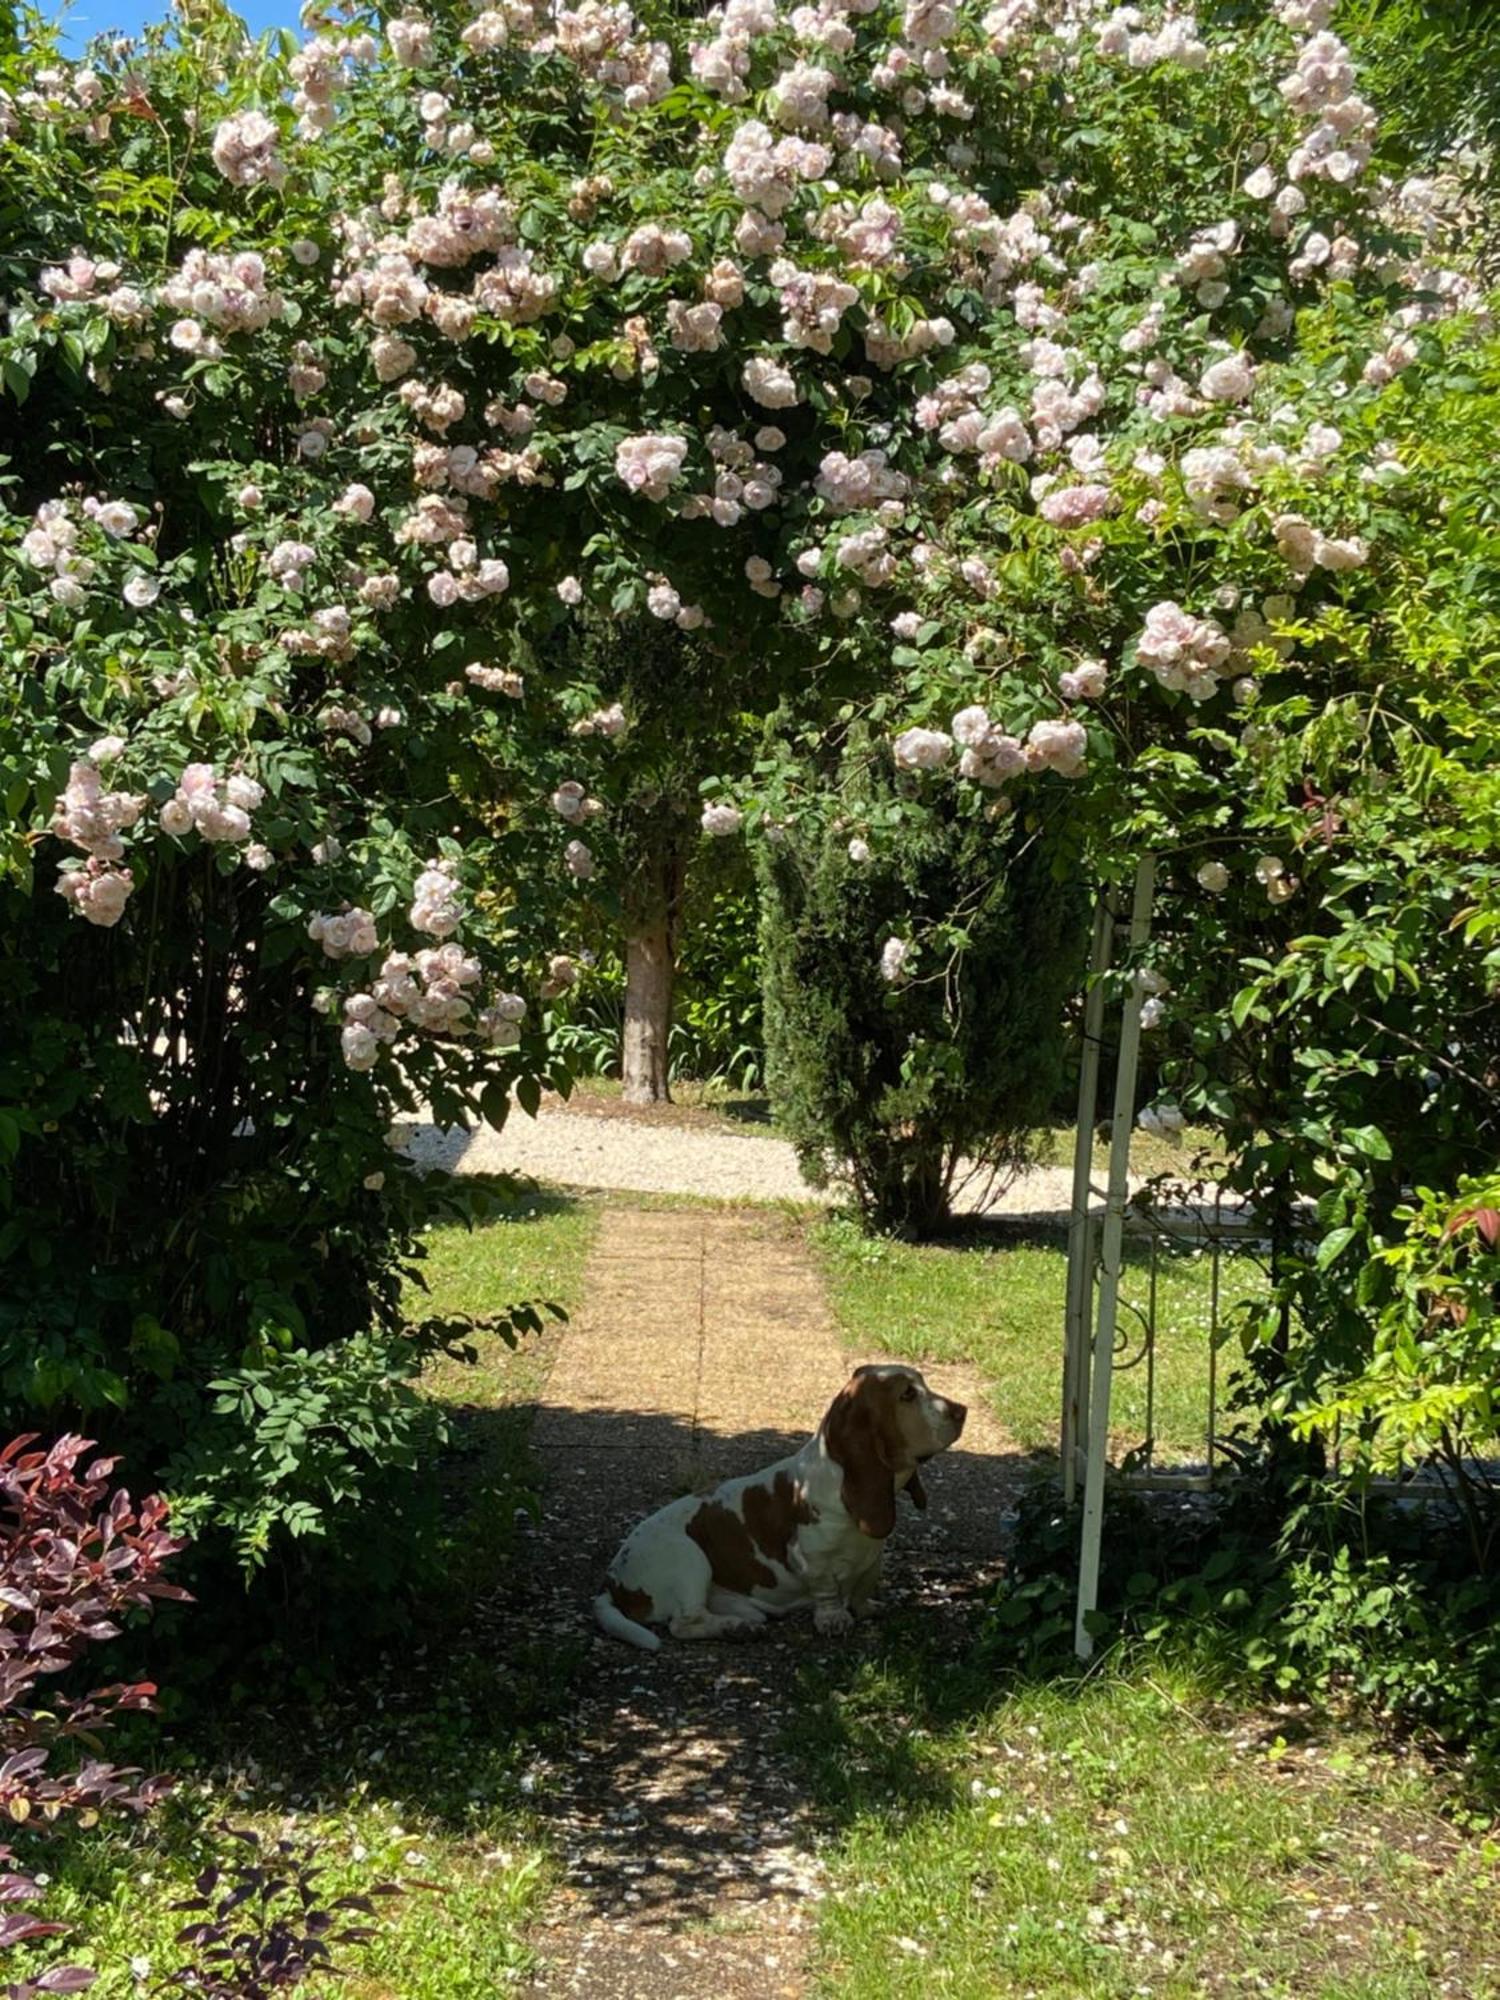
[792, 1647, 1500, 2000]
[813, 1215, 1266, 1462]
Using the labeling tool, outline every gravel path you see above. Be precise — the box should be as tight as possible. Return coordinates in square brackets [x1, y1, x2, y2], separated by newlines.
[400, 1100, 1091, 1217]
[512, 1204, 1024, 1998]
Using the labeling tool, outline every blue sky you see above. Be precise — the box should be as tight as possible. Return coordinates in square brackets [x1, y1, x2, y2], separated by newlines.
[53, 0, 301, 57]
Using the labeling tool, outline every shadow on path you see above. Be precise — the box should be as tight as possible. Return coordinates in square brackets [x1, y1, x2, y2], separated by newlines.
[501, 1205, 1032, 1997]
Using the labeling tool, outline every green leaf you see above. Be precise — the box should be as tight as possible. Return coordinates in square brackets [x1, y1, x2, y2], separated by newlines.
[515, 1073, 542, 1119]
[1345, 1124, 1393, 1161]
[1316, 1225, 1359, 1269]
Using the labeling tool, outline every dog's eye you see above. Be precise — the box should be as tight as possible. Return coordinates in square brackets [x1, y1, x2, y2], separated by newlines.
[902, 1385, 918, 1402]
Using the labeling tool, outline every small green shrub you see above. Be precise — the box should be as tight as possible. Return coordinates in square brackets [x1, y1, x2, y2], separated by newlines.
[995, 1471, 1500, 1784]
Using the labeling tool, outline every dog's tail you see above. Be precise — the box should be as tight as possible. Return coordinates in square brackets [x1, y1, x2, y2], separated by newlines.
[592, 1589, 661, 1652]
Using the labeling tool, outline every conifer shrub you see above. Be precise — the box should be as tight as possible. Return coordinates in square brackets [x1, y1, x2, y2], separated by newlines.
[758, 753, 1087, 1234]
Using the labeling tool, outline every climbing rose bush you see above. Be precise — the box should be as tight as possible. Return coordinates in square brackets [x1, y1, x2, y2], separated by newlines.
[0, 0, 1487, 1564]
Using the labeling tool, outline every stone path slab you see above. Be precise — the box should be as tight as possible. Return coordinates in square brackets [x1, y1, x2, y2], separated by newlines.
[514, 1205, 1025, 1997]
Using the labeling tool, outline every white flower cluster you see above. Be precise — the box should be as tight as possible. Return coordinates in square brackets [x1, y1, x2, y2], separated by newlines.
[387, 15, 433, 65]
[1096, 8, 1208, 71]
[645, 578, 707, 628]
[159, 764, 265, 843]
[320, 703, 372, 746]
[1137, 1101, 1186, 1138]
[1198, 350, 1256, 404]
[689, 0, 777, 102]
[570, 703, 628, 739]
[1133, 600, 1233, 702]
[552, 781, 602, 821]
[667, 300, 723, 353]
[814, 196, 905, 271]
[701, 802, 743, 837]
[50, 754, 146, 926]
[284, 604, 354, 663]
[410, 860, 464, 939]
[54, 856, 135, 927]
[289, 31, 377, 138]
[541, 953, 580, 998]
[879, 936, 911, 984]
[466, 663, 525, 697]
[770, 259, 859, 353]
[724, 119, 832, 218]
[741, 355, 801, 410]
[1135, 966, 1170, 1030]
[308, 906, 380, 959]
[1059, 658, 1108, 701]
[1279, 30, 1375, 187]
[815, 449, 909, 515]
[339, 946, 528, 1069]
[267, 539, 317, 592]
[549, 1, 671, 110]
[1272, 512, 1369, 573]
[1180, 443, 1255, 524]
[211, 110, 284, 188]
[952, 705, 1025, 787]
[832, 525, 894, 587]
[619, 222, 693, 276]
[919, 366, 1034, 471]
[427, 543, 510, 606]
[40, 252, 129, 313]
[19, 497, 135, 608]
[1024, 718, 1088, 777]
[1037, 481, 1113, 528]
[615, 433, 689, 501]
[1255, 852, 1299, 903]
[893, 726, 953, 772]
[158, 250, 284, 334]
[678, 426, 783, 527]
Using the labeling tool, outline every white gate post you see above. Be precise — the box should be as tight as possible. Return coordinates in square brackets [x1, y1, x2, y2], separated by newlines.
[1061, 892, 1114, 1505]
[1074, 854, 1156, 1660]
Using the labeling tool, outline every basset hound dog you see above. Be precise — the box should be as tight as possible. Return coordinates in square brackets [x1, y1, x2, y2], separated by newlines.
[593, 1363, 966, 1650]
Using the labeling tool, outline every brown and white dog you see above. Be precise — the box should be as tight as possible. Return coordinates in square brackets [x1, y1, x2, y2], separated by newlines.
[592, 1363, 966, 1650]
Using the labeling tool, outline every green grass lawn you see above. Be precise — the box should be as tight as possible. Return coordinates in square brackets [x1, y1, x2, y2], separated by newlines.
[813, 1215, 1263, 1462]
[805, 1206, 1500, 1997]
[790, 1638, 1500, 2000]
[15, 1186, 600, 2000]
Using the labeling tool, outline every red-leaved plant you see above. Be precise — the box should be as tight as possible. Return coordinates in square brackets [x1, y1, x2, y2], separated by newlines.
[0, 1433, 188, 1998]
[167, 1830, 400, 1998]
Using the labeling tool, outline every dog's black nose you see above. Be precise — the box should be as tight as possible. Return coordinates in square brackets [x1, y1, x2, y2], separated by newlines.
[948, 1399, 967, 1434]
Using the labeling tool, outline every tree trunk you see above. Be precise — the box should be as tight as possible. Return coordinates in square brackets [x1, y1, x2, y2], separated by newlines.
[621, 915, 675, 1105]
[621, 840, 687, 1105]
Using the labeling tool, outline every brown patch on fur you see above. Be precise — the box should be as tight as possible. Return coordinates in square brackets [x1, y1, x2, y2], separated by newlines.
[607, 1577, 655, 1624]
[821, 1369, 907, 1540]
[742, 1471, 815, 1566]
[686, 1500, 776, 1594]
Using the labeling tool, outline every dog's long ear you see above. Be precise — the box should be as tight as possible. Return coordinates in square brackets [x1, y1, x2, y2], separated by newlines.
[905, 1466, 928, 1511]
[821, 1374, 897, 1540]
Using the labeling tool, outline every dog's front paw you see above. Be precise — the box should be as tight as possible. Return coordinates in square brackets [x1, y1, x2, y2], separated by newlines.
[814, 1604, 855, 1638]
